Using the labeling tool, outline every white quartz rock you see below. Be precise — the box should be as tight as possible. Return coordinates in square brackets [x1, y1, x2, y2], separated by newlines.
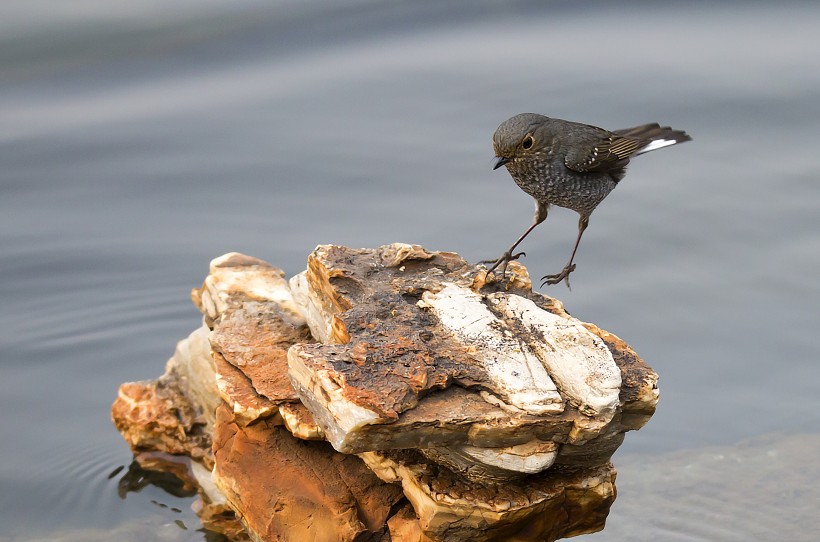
[420, 283, 563, 415]
[459, 440, 558, 474]
[489, 293, 621, 420]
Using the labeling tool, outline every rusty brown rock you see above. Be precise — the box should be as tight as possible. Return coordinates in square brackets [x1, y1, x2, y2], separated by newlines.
[361, 449, 615, 542]
[198, 253, 316, 430]
[210, 301, 311, 404]
[387, 503, 425, 542]
[213, 349, 281, 426]
[287, 245, 657, 476]
[112, 376, 213, 469]
[194, 498, 252, 542]
[112, 245, 659, 542]
[212, 404, 404, 542]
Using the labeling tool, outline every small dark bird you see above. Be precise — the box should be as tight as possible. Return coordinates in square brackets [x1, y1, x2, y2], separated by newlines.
[486, 113, 691, 287]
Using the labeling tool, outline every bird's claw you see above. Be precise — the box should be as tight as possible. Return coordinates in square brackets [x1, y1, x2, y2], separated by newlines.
[481, 251, 526, 279]
[540, 264, 577, 289]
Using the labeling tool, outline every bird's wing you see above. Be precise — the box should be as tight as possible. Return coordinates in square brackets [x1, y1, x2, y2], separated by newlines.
[563, 132, 643, 173]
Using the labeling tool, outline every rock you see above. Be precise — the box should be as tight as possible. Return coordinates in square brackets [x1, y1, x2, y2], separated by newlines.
[287, 245, 657, 472]
[279, 401, 325, 440]
[112, 244, 659, 542]
[210, 301, 311, 404]
[213, 404, 404, 542]
[417, 439, 558, 482]
[192, 252, 304, 328]
[386, 503, 424, 542]
[213, 349, 280, 426]
[197, 252, 317, 428]
[361, 450, 615, 542]
[111, 359, 213, 468]
[165, 325, 222, 430]
[111, 355, 246, 540]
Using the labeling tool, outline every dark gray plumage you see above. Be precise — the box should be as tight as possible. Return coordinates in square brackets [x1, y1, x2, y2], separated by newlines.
[486, 113, 691, 287]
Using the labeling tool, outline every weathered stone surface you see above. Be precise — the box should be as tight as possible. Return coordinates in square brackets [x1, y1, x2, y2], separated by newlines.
[386, 503, 425, 542]
[192, 252, 304, 327]
[112, 353, 248, 540]
[212, 404, 404, 542]
[112, 375, 212, 469]
[279, 401, 325, 440]
[213, 349, 281, 426]
[165, 325, 222, 430]
[210, 301, 311, 404]
[194, 497, 252, 542]
[583, 322, 659, 430]
[196, 253, 315, 429]
[112, 244, 659, 542]
[421, 284, 565, 415]
[361, 450, 615, 542]
[482, 290, 622, 419]
[287, 244, 657, 477]
[418, 439, 558, 482]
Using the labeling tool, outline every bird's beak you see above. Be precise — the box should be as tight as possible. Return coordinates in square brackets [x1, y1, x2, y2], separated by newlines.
[493, 156, 510, 170]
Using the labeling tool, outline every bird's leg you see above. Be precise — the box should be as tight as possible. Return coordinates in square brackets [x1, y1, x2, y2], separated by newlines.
[541, 214, 589, 288]
[483, 201, 548, 278]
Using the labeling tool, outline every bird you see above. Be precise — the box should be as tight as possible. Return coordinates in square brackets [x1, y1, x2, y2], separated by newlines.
[485, 113, 691, 287]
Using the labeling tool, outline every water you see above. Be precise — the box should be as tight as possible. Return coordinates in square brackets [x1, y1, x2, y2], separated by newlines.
[1, 1, 819, 540]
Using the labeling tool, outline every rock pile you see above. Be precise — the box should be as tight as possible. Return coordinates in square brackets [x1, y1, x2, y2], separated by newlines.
[111, 244, 658, 542]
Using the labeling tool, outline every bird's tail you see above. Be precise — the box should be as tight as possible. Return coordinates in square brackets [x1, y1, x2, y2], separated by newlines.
[613, 123, 692, 155]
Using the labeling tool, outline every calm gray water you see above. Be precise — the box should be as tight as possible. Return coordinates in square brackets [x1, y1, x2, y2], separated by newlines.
[2, 1, 819, 540]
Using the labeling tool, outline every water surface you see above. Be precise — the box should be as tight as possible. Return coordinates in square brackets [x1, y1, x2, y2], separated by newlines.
[2, 1, 819, 540]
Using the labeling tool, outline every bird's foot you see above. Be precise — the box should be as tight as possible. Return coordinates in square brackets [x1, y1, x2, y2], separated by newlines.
[480, 250, 526, 279]
[540, 263, 576, 289]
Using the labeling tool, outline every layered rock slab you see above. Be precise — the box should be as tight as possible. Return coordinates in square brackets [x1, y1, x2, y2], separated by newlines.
[213, 404, 403, 542]
[288, 245, 658, 478]
[112, 244, 659, 542]
[112, 326, 215, 469]
[362, 450, 615, 542]
[114, 253, 405, 541]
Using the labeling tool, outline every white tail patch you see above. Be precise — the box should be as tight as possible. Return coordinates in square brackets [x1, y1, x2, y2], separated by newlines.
[636, 138, 678, 154]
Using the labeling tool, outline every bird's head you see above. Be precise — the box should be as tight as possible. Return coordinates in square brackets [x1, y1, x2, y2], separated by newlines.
[492, 113, 550, 170]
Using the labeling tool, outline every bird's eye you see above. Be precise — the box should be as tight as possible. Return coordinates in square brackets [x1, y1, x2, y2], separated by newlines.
[522, 135, 534, 150]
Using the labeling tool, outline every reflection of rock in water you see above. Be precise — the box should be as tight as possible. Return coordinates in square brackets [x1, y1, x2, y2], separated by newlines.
[111, 244, 659, 542]
[115, 460, 196, 499]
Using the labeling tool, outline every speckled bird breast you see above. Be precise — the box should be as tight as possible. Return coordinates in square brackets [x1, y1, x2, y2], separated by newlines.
[505, 153, 618, 216]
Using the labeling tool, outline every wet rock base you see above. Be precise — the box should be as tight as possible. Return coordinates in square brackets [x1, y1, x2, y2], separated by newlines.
[111, 244, 658, 541]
